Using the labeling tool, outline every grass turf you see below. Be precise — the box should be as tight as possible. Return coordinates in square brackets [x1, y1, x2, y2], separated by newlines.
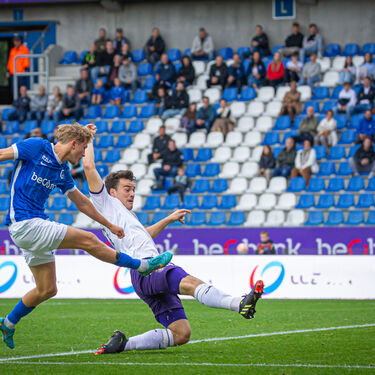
[0, 299, 374, 374]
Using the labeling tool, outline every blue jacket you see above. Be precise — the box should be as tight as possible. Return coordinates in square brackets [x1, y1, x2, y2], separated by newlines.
[110, 85, 125, 101]
[359, 117, 375, 136]
[246, 60, 266, 79]
[228, 64, 245, 80]
[197, 105, 216, 126]
[156, 63, 176, 83]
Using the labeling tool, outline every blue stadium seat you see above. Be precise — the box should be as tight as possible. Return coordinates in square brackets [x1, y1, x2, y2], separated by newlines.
[167, 48, 181, 62]
[4, 121, 20, 135]
[22, 120, 38, 134]
[142, 195, 161, 210]
[222, 88, 237, 102]
[10, 136, 23, 145]
[162, 195, 180, 210]
[49, 196, 67, 211]
[210, 179, 228, 193]
[362, 43, 375, 55]
[274, 116, 291, 130]
[296, 194, 315, 209]
[94, 149, 102, 162]
[345, 210, 364, 226]
[128, 120, 144, 133]
[0, 197, 9, 211]
[151, 212, 168, 225]
[356, 193, 374, 208]
[306, 177, 325, 192]
[45, 212, 55, 221]
[243, 59, 252, 74]
[317, 161, 335, 176]
[187, 211, 206, 226]
[59, 51, 78, 64]
[103, 105, 120, 119]
[302, 101, 320, 114]
[262, 132, 279, 146]
[181, 148, 194, 162]
[200, 195, 218, 209]
[96, 135, 113, 148]
[1, 108, 15, 121]
[96, 164, 109, 178]
[138, 105, 155, 119]
[238, 87, 256, 102]
[59, 213, 74, 226]
[186, 163, 201, 177]
[195, 148, 212, 162]
[80, 181, 90, 195]
[202, 163, 220, 177]
[348, 144, 361, 158]
[346, 176, 365, 192]
[111, 120, 126, 133]
[0, 181, 8, 194]
[95, 120, 108, 133]
[353, 85, 362, 97]
[313, 86, 330, 100]
[331, 85, 343, 99]
[349, 114, 362, 129]
[78, 50, 89, 64]
[143, 76, 156, 90]
[337, 161, 353, 176]
[326, 211, 344, 226]
[237, 46, 251, 56]
[338, 130, 356, 144]
[207, 211, 226, 226]
[68, 201, 78, 211]
[287, 177, 306, 192]
[336, 193, 354, 209]
[182, 195, 199, 210]
[137, 62, 152, 77]
[305, 211, 324, 226]
[326, 177, 345, 192]
[121, 105, 137, 119]
[132, 90, 148, 104]
[41, 120, 56, 135]
[183, 48, 191, 57]
[365, 211, 375, 225]
[316, 193, 335, 209]
[366, 177, 375, 191]
[321, 100, 336, 113]
[334, 115, 347, 129]
[227, 211, 245, 226]
[132, 49, 146, 63]
[271, 45, 283, 55]
[272, 146, 283, 159]
[191, 179, 210, 193]
[342, 43, 360, 56]
[282, 131, 298, 144]
[219, 195, 236, 209]
[136, 212, 149, 226]
[327, 145, 346, 160]
[0, 137, 7, 149]
[324, 43, 341, 57]
[115, 134, 132, 148]
[104, 149, 121, 163]
[85, 105, 102, 119]
[218, 47, 233, 60]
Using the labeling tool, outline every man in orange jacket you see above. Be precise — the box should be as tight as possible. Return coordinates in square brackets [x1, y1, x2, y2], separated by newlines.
[7, 35, 30, 91]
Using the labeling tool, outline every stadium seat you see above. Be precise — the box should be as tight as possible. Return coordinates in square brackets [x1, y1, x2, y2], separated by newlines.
[317, 161, 335, 176]
[180, 148, 194, 162]
[262, 132, 279, 146]
[282, 131, 299, 144]
[342, 43, 360, 56]
[333, 114, 347, 130]
[247, 177, 266, 194]
[327, 145, 346, 160]
[362, 43, 375, 55]
[222, 87, 237, 102]
[49, 196, 67, 211]
[325, 211, 344, 226]
[132, 90, 149, 104]
[103, 105, 120, 119]
[237, 46, 250, 56]
[120, 148, 138, 165]
[96, 164, 109, 178]
[191, 179, 210, 193]
[186, 132, 206, 148]
[236, 193, 257, 211]
[321, 71, 339, 87]
[132, 133, 151, 149]
[338, 130, 356, 144]
[85, 105, 102, 119]
[111, 120, 126, 133]
[219, 195, 236, 209]
[335, 193, 354, 209]
[195, 148, 212, 162]
[247, 101, 264, 117]
[104, 149, 121, 163]
[41, 120, 56, 135]
[296, 194, 315, 209]
[365, 211, 375, 225]
[187, 88, 202, 103]
[186, 163, 201, 178]
[257, 87, 274, 102]
[218, 47, 233, 60]
[121, 105, 137, 119]
[95, 120, 108, 133]
[96, 134, 113, 148]
[238, 87, 256, 102]
[255, 116, 272, 132]
[314, 146, 326, 160]
[316, 193, 335, 209]
[187, 211, 206, 226]
[4, 121, 20, 135]
[302, 101, 320, 114]
[226, 177, 247, 194]
[312, 86, 330, 100]
[210, 146, 231, 163]
[287, 177, 306, 192]
[237, 117, 254, 133]
[132, 49, 146, 63]
[346, 176, 364, 192]
[182, 195, 199, 210]
[356, 193, 374, 208]
[202, 163, 220, 177]
[337, 161, 353, 176]
[204, 132, 222, 149]
[297, 85, 312, 101]
[151, 212, 168, 225]
[274, 116, 291, 130]
[305, 211, 324, 226]
[21, 120, 38, 134]
[59, 50, 78, 64]
[366, 177, 375, 191]
[348, 144, 361, 158]
[227, 211, 245, 226]
[167, 48, 181, 62]
[136, 179, 153, 196]
[244, 210, 265, 227]
[220, 161, 240, 179]
[10, 136, 23, 145]
[0, 181, 8, 194]
[59, 213, 74, 226]
[137, 62, 152, 77]
[204, 88, 221, 104]
[321, 100, 336, 113]
[284, 209, 304, 226]
[231, 147, 250, 163]
[239, 161, 258, 178]
[243, 132, 261, 148]
[162, 195, 180, 210]
[257, 193, 277, 211]
[326, 177, 345, 192]
[267, 177, 287, 194]
[264, 210, 285, 227]
[324, 43, 341, 57]
[142, 195, 161, 210]
[207, 211, 226, 226]
[200, 195, 218, 209]
[0, 197, 10, 211]
[210, 179, 228, 193]
[224, 131, 242, 148]
[345, 210, 364, 226]
[127, 120, 144, 133]
[276, 193, 296, 210]
[1, 108, 15, 121]
[136, 212, 149, 226]
[138, 105, 155, 119]
[331, 85, 343, 100]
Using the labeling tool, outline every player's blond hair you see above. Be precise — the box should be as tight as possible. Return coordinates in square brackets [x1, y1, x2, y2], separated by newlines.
[57, 122, 93, 144]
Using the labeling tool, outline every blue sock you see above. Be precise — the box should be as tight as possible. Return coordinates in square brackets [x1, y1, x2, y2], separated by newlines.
[7, 299, 35, 326]
[114, 252, 141, 269]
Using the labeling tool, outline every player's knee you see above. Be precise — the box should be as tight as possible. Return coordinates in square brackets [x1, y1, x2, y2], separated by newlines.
[38, 285, 58, 300]
[81, 231, 98, 249]
[173, 327, 191, 345]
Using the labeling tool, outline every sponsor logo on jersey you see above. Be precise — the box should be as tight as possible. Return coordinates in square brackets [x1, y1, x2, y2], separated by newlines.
[31, 171, 57, 190]
[60, 170, 64, 180]
[42, 155, 52, 164]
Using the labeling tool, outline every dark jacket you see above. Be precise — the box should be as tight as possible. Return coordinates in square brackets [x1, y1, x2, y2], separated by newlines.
[62, 93, 80, 111]
[178, 64, 195, 84]
[260, 154, 275, 169]
[156, 63, 176, 83]
[228, 64, 245, 80]
[165, 90, 189, 110]
[246, 60, 266, 79]
[152, 134, 171, 154]
[209, 63, 228, 80]
[145, 35, 165, 55]
[276, 147, 297, 167]
[357, 86, 375, 105]
[256, 240, 276, 255]
[75, 78, 94, 94]
[113, 37, 130, 53]
[197, 105, 216, 126]
[354, 145, 375, 163]
[252, 33, 270, 54]
[12, 95, 30, 114]
[162, 148, 184, 167]
[97, 51, 115, 67]
[285, 32, 304, 48]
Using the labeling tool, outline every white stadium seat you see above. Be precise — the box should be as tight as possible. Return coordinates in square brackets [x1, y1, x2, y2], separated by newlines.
[237, 116, 254, 132]
[226, 177, 248, 194]
[276, 193, 296, 210]
[245, 210, 265, 227]
[205, 60, 215, 75]
[224, 131, 242, 147]
[73, 212, 93, 228]
[111, 163, 127, 172]
[265, 101, 282, 117]
[132, 195, 143, 211]
[140, 148, 151, 164]
[235, 193, 257, 211]
[219, 161, 240, 178]
[331, 56, 345, 71]
[231, 146, 250, 162]
[243, 131, 261, 147]
[206, 132, 224, 148]
[285, 209, 305, 226]
[186, 132, 206, 148]
[188, 88, 202, 103]
[255, 116, 272, 132]
[320, 71, 339, 87]
[172, 132, 188, 149]
[264, 210, 285, 227]
[276, 86, 290, 101]
[132, 133, 151, 149]
[353, 55, 364, 67]
[247, 177, 267, 194]
[257, 86, 275, 102]
[192, 60, 205, 76]
[230, 101, 246, 118]
[165, 117, 180, 134]
[267, 177, 287, 194]
[132, 163, 146, 179]
[204, 87, 221, 104]
[145, 163, 161, 178]
[316, 57, 331, 73]
[196, 75, 209, 90]
[257, 193, 277, 210]
[250, 145, 263, 161]
[136, 179, 154, 196]
[247, 101, 264, 117]
[121, 148, 139, 163]
[144, 118, 163, 134]
[211, 146, 231, 163]
[297, 85, 312, 101]
[239, 161, 258, 178]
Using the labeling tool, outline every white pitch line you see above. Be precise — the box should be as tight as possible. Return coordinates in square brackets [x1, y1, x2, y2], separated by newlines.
[0, 323, 374, 363]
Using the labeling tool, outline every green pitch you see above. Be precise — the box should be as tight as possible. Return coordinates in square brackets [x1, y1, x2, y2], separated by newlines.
[0, 299, 374, 374]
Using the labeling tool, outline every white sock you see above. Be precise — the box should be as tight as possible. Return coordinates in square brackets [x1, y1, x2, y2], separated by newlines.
[194, 283, 242, 312]
[4, 317, 15, 329]
[137, 259, 149, 272]
[124, 329, 174, 351]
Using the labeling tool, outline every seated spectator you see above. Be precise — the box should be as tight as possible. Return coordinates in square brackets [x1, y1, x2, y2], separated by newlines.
[191, 27, 214, 61]
[48, 127, 58, 144]
[333, 82, 356, 122]
[299, 23, 323, 62]
[153, 139, 184, 190]
[207, 55, 228, 89]
[94, 27, 108, 52]
[356, 52, 375, 84]
[284, 52, 303, 83]
[57, 85, 82, 122]
[144, 27, 165, 65]
[28, 86, 47, 124]
[298, 52, 321, 89]
[278, 81, 301, 122]
[258, 145, 275, 182]
[167, 166, 190, 203]
[118, 54, 138, 91]
[349, 137, 375, 178]
[294, 105, 319, 144]
[121, 42, 133, 61]
[356, 110, 375, 143]
[246, 51, 265, 90]
[91, 40, 115, 80]
[176, 55, 195, 87]
[155, 87, 167, 117]
[153, 53, 176, 97]
[211, 98, 234, 136]
[107, 54, 122, 88]
[256, 231, 276, 255]
[75, 68, 94, 105]
[339, 56, 356, 85]
[147, 125, 170, 164]
[227, 53, 245, 92]
[271, 137, 296, 178]
[352, 77, 375, 114]
[250, 25, 270, 56]
[194, 96, 215, 133]
[280, 22, 304, 57]
[91, 78, 105, 105]
[69, 159, 85, 186]
[8, 85, 30, 123]
[315, 110, 338, 153]
[44, 86, 62, 122]
[82, 43, 98, 73]
[162, 82, 189, 120]
[110, 77, 126, 106]
[180, 102, 197, 134]
[113, 27, 130, 54]
[25, 126, 47, 140]
[291, 139, 318, 185]
[264, 52, 285, 87]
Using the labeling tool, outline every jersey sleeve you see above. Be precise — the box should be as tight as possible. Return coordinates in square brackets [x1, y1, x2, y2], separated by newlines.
[60, 165, 77, 196]
[12, 138, 45, 161]
[89, 183, 112, 212]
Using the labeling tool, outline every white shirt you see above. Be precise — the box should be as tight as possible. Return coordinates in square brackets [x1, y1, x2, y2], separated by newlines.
[338, 88, 357, 108]
[90, 185, 158, 258]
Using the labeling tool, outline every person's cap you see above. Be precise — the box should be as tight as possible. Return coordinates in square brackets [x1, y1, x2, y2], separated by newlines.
[116, 27, 123, 33]
[13, 35, 21, 41]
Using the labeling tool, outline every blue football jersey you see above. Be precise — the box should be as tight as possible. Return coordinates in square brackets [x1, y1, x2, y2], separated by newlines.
[5, 138, 76, 225]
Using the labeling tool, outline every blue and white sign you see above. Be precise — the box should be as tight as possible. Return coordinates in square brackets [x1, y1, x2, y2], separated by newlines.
[273, 0, 296, 19]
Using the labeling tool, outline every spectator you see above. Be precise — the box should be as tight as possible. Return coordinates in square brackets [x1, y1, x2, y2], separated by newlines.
[113, 27, 130, 54]
[207, 55, 228, 89]
[8, 85, 30, 123]
[91, 40, 115, 80]
[69, 159, 85, 186]
[356, 52, 375, 84]
[349, 137, 375, 178]
[256, 231, 276, 255]
[162, 82, 189, 120]
[75, 68, 94, 105]
[118, 54, 138, 91]
[271, 137, 296, 178]
[155, 87, 167, 117]
[280, 22, 304, 57]
[176, 55, 195, 87]
[352, 77, 375, 114]
[299, 23, 323, 62]
[167, 167, 190, 203]
[153, 139, 184, 190]
[57, 85, 82, 122]
[264, 52, 285, 87]
[145, 27, 165, 65]
[24, 126, 47, 140]
[7, 35, 29, 91]
[147, 125, 170, 165]
[191, 27, 215, 61]
[250, 25, 270, 56]
[48, 127, 58, 145]
[94, 28, 108, 52]
[211, 98, 234, 136]
[339, 56, 356, 85]
[180, 102, 197, 134]
[291, 139, 318, 185]
[258, 145, 275, 182]
[82, 43, 98, 73]
[91, 78, 105, 105]
[110, 77, 126, 106]
[246, 51, 266, 90]
[278, 81, 301, 122]
[227, 53, 245, 92]
[314, 110, 338, 153]
[44, 86, 62, 122]
[294, 105, 319, 144]
[120, 42, 133, 61]
[153, 53, 176, 96]
[107, 54, 122, 88]
[298, 52, 321, 90]
[28, 86, 48, 124]
[356, 110, 375, 143]
[333, 81, 356, 122]
[284, 52, 303, 83]
[194, 96, 215, 133]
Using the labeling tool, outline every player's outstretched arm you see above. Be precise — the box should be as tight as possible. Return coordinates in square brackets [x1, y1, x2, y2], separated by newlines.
[0, 147, 15, 163]
[68, 188, 124, 239]
[147, 209, 191, 239]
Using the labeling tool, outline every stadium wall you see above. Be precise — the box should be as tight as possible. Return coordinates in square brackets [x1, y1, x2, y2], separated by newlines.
[0, 0, 374, 52]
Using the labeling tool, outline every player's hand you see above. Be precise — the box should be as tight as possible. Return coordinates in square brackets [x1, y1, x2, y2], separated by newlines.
[85, 123, 97, 136]
[109, 224, 125, 239]
[167, 209, 191, 225]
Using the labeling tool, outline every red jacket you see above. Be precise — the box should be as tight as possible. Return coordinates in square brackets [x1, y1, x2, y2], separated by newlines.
[266, 62, 285, 80]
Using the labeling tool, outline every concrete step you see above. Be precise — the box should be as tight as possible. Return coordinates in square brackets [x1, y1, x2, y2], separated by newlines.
[54, 65, 81, 79]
